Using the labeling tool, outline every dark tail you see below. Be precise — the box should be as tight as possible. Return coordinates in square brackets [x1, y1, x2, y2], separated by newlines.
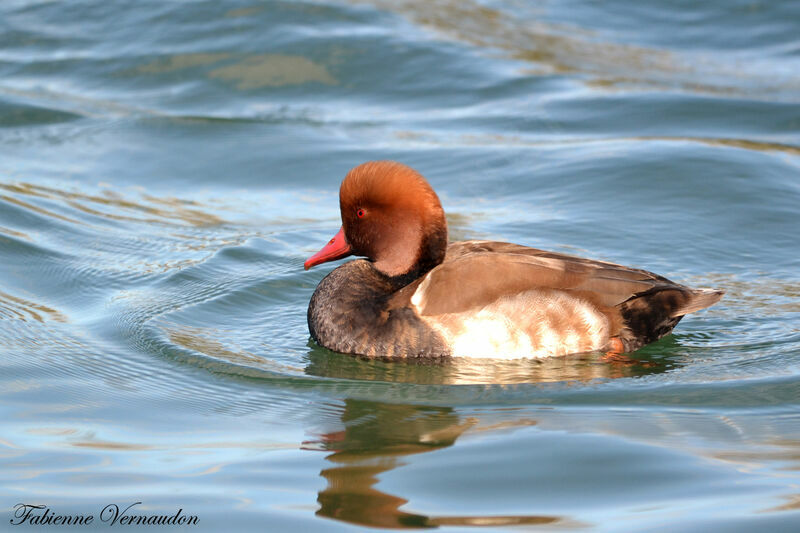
[618, 286, 724, 352]
[668, 288, 724, 318]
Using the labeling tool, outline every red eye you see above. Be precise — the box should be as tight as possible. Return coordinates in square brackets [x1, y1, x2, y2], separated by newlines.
[357, 209, 365, 218]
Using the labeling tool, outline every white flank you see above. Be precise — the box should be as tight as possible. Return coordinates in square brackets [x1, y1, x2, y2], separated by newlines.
[410, 271, 432, 309]
[421, 290, 609, 359]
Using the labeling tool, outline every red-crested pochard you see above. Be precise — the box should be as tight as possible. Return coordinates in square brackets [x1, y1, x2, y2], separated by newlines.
[304, 161, 723, 359]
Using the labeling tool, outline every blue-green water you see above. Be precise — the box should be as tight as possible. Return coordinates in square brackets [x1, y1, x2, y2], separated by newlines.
[2, 1, 799, 531]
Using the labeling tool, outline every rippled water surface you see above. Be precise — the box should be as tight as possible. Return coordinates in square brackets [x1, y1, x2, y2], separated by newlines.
[2, 1, 800, 531]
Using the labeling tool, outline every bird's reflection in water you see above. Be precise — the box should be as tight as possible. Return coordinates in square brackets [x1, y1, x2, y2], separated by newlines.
[302, 343, 673, 527]
[303, 399, 569, 529]
[305, 342, 673, 385]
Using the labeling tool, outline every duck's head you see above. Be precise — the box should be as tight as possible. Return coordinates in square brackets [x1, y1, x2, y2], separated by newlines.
[304, 161, 448, 280]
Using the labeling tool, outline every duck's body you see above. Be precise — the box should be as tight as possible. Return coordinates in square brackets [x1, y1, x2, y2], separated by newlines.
[305, 161, 723, 359]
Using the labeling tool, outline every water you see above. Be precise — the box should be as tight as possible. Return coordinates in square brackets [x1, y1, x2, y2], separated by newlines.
[1, 1, 799, 531]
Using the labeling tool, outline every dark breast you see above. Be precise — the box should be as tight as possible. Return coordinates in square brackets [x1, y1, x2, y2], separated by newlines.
[307, 260, 449, 358]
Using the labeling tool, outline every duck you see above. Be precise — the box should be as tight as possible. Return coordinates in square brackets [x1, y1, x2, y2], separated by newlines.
[304, 161, 723, 359]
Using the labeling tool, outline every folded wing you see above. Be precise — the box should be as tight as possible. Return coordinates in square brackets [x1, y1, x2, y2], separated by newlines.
[410, 240, 682, 316]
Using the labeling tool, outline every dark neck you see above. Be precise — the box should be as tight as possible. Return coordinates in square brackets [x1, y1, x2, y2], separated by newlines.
[416, 222, 448, 277]
[308, 261, 394, 354]
[307, 259, 449, 358]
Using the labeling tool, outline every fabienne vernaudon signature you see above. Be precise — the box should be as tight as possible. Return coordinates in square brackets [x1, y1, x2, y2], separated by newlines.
[10, 503, 199, 527]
